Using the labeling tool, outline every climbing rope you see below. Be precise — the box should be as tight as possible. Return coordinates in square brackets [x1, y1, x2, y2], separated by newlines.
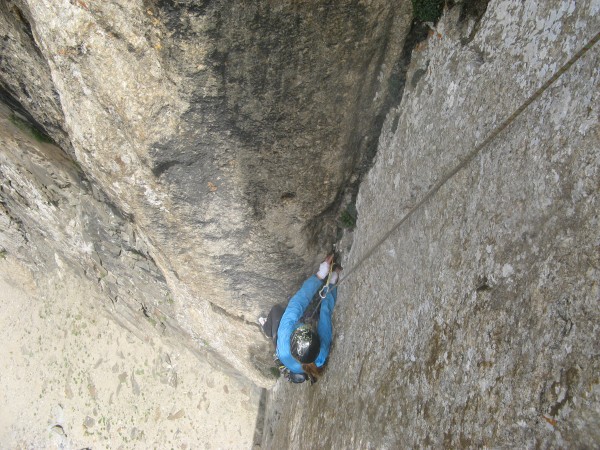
[334, 30, 600, 287]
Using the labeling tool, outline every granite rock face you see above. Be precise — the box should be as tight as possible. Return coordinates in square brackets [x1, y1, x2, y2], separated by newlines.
[263, 0, 600, 447]
[0, 0, 413, 385]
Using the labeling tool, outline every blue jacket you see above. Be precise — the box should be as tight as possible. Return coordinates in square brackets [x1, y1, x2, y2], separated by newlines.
[276, 274, 337, 374]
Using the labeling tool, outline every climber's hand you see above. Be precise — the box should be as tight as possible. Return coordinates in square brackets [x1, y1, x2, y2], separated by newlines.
[316, 254, 334, 280]
[329, 266, 342, 285]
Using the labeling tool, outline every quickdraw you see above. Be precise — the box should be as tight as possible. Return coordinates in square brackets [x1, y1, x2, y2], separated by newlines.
[318, 256, 334, 299]
[307, 255, 335, 320]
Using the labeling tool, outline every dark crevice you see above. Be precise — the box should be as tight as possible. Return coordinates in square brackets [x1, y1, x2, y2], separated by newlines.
[252, 389, 268, 448]
[0, 84, 54, 144]
[8, 3, 45, 59]
[327, 1, 486, 239]
[313, 19, 431, 251]
[141, 303, 151, 318]
[2, 93, 136, 231]
[209, 302, 258, 328]
[146, 0, 211, 37]
[367, 19, 431, 166]
[410, 61, 430, 90]
[456, 0, 491, 45]
[151, 159, 183, 178]
[0, 1, 73, 154]
[458, 0, 490, 23]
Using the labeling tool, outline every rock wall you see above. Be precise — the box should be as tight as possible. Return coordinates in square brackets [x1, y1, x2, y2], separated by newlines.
[263, 0, 600, 447]
[0, 256, 262, 448]
[0, 0, 413, 386]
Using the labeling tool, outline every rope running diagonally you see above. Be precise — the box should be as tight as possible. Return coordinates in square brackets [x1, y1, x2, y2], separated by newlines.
[335, 30, 600, 288]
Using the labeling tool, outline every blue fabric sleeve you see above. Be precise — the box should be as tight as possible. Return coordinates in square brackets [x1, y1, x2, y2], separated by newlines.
[276, 275, 324, 373]
[315, 286, 337, 367]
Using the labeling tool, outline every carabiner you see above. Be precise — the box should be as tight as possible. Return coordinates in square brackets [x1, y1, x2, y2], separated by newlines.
[318, 284, 329, 299]
[318, 256, 334, 299]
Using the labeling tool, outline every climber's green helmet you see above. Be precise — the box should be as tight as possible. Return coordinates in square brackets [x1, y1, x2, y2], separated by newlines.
[290, 324, 320, 364]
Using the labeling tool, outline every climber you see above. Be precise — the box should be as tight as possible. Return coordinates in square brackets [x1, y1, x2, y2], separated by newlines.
[259, 255, 341, 384]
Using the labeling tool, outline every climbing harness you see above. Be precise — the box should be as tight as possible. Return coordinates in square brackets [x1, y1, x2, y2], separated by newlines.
[334, 30, 600, 287]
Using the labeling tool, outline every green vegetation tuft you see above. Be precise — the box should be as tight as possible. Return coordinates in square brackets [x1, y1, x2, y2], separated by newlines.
[412, 0, 444, 22]
[339, 206, 357, 230]
[9, 113, 53, 143]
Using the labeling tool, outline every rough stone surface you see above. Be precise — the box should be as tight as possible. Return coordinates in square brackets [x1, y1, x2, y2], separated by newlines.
[0, 256, 261, 448]
[0, 1, 72, 151]
[0, 0, 413, 386]
[262, 0, 600, 447]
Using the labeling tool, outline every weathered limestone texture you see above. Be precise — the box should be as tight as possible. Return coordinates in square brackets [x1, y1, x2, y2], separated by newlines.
[0, 256, 261, 448]
[263, 0, 600, 447]
[0, 0, 413, 385]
